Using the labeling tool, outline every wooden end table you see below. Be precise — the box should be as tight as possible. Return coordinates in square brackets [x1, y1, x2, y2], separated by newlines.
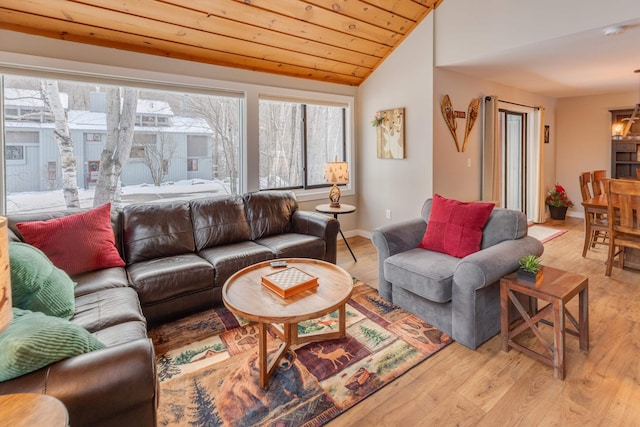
[315, 203, 357, 262]
[0, 393, 69, 426]
[500, 266, 589, 380]
[222, 258, 353, 388]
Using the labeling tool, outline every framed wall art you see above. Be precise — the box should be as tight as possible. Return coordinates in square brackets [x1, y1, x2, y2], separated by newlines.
[373, 108, 405, 159]
[544, 125, 550, 144]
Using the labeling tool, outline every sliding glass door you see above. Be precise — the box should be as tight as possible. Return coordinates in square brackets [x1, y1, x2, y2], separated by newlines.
[501, 110, 527, 212]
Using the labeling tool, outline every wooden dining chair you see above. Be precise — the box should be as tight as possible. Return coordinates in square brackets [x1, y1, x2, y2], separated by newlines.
[579, 172, 608, 257]
[605, 179, 640, 276]
[579, 172, 593, 201]
[636, 168, 640, 180]
[592, 170, 607, 196]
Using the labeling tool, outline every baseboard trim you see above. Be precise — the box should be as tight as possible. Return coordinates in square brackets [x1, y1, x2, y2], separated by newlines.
[340, 229, 371, 240]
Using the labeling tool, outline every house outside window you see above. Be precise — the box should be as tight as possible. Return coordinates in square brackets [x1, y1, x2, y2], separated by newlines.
[1, 75, 241, 213]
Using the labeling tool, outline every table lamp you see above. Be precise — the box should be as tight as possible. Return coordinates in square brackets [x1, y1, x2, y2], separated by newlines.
[0, 217, 12, 333]
[323, 158, 349, 208]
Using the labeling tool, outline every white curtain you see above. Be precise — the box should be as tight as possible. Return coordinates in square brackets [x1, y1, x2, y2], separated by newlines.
[482, 96, 501, 205]
[482, 96, 546, 221]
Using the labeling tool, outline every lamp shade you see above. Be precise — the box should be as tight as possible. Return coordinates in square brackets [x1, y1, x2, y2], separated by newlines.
[612, 122, 624, 137]
[323, 161, 349, 184]
[0, 216, 12, 333]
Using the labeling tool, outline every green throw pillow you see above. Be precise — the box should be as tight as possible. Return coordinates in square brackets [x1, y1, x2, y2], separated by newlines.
[9, 242, 76, 319]
[0, 308, 105, 382]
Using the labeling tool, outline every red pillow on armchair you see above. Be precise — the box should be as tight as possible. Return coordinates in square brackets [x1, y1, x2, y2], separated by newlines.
[16, 203, 125, 275]
[418, 194, 495, 258]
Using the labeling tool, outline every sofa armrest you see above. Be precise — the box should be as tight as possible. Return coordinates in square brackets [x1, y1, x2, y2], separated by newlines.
[454, 236, 544, 291]
[0, 339, 157, 427]
[371, 218, 427, 301]
[450, 236, 544, 349]
[292, 210, 340, 263]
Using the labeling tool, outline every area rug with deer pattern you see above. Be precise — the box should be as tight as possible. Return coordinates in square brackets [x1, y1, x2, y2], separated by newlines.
[148, 280, 452, 427]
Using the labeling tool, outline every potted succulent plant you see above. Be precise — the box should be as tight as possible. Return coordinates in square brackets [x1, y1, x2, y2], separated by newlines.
[545, 184, 574, 220]
[518, 255, 543, 282]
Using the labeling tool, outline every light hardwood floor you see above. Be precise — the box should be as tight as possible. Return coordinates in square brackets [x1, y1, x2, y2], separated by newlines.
[328, 217, 640, 426]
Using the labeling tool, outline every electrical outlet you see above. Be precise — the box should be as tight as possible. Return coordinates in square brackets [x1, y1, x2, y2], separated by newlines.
[385, 209, 391, 220]
[467, 158, 471, 167]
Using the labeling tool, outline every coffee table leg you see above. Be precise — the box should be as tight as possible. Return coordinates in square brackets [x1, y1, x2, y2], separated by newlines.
[338, 304, 346, 338]
[258, 322, 268, 388]
[258, 322, 293, 388]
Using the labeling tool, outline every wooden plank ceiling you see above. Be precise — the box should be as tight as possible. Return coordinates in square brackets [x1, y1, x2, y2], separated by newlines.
[0, 0, 443, 86]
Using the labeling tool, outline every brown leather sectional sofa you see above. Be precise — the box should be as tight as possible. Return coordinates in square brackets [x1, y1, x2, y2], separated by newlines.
[0, 190, 339, 427]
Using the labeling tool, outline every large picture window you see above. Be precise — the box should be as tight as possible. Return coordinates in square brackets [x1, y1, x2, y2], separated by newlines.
[1, 69, 354, 215]
[2, 75, 242, 214]
[258, 98, 347, 190]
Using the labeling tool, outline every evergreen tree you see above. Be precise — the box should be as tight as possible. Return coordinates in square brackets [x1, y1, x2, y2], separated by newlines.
[366, 295, 397, 314]
[360, 325, 388, 346]
[189, 379, 221, 427]
[157, 354, 180, 381]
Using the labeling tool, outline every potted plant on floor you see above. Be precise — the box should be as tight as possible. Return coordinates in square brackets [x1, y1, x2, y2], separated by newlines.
[545, 184, 573, 220]
[518, 255, 543, 282]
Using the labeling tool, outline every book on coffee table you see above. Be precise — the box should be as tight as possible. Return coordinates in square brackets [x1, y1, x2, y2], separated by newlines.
[261, 267, 319, 298]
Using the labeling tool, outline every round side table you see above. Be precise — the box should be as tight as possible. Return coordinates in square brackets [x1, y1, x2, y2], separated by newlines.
[315, 203, 357, 262]
[0, 393, 69, 426]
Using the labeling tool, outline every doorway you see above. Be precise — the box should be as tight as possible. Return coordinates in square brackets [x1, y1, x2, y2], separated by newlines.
[501, 110, 527, 212]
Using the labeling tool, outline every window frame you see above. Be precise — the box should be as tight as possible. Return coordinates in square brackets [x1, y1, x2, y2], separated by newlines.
[0, 61, 355, 214]
[256, 93, 353, 201]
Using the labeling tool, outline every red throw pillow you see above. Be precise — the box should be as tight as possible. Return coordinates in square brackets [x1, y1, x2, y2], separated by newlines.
[16, 203, 125, 275]
[418, 194, 495, 258]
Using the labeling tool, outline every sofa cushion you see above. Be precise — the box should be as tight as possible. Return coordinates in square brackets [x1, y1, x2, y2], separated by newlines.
[254, 233, 325, 260]
[190, 196, 251, 250]
[126, 254, 214, 305]
[15, 203, 125, 275]
[9, 242, 76, 319]
[244, 191, 297, 240]
[418, 194, 494, 258]
[198, 241, 275, 287]
[0, 308, 105, 382]
[72, 267, 129, 297]
[384, 248, 458, 303]
[72, 287, 146, 333]
[91, 320, 148, 347]
[123, 200, 195, 264]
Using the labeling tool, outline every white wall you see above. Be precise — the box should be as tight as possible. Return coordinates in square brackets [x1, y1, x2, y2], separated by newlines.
[556, 92, 637, 218]
[356, 15, 435, 236]
[434, 0, 640, 66]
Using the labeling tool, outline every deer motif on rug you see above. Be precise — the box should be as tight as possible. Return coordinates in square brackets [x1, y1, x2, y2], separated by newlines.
[309, 344, 355, 370]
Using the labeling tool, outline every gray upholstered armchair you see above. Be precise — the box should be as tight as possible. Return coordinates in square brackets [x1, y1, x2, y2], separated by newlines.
[372, 198, 544, 349]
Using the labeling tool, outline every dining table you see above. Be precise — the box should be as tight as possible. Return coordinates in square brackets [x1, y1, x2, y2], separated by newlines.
[582, 191, 640, 271]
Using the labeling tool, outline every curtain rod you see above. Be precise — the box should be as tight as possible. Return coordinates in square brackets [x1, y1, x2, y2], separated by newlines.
[485, 96, 540, 110]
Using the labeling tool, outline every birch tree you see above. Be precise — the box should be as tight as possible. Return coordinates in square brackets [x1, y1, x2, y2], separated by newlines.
[40, 80, 80, 208]
[140, 131, 177, 186]
[93, 87, 138, 207]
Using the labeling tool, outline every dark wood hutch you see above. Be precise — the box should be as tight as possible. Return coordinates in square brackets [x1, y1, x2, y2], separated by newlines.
[611, 108, 640, 179]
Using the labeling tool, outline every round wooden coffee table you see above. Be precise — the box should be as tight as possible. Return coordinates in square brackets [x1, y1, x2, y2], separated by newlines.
[222, 258, 353, 387]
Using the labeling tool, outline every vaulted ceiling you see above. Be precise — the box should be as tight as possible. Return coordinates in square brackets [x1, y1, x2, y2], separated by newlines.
[0, 0, 443, 86]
